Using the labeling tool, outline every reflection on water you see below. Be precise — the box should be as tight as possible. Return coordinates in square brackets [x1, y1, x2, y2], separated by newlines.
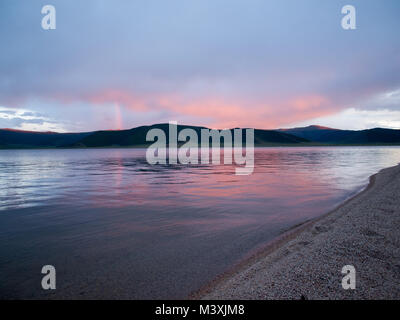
[0, 147, 399, 299]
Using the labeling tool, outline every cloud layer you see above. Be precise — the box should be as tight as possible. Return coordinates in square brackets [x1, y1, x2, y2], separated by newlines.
[1, 0, 400, 131]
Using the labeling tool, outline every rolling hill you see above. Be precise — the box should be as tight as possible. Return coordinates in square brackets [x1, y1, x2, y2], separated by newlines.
[0, 124, 308, 148]
[0, 129, 93, 148]
[1, 124, 400, 148]
[279, 125, 400, 144]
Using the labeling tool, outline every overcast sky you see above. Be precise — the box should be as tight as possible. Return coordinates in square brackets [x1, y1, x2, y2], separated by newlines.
[0, 0, 399, 132]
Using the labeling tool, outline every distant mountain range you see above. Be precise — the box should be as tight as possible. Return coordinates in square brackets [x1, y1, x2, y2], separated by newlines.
[279, 125, 400, 144]
[1, 124, 400, 148]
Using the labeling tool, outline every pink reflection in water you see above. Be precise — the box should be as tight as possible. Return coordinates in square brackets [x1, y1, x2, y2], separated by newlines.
[1, 147, 400, 299]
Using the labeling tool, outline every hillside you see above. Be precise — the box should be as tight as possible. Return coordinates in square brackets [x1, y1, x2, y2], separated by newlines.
[0, 129, 92, 148]
[279, 125, 400, 144]
[2, 124, 400, 148]
[0, 124, 308, 148]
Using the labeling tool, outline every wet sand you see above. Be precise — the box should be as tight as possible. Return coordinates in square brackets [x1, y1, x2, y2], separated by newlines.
[198, 164, 400, 299]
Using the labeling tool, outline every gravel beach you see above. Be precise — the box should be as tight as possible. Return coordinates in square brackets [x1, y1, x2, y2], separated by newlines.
[199, 164, 400, 300]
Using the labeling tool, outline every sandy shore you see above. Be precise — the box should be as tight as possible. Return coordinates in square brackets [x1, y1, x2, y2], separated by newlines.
[198, 164, 400, 299]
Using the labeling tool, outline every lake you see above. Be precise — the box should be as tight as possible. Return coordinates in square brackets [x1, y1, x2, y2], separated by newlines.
[1, 147, 400, 299]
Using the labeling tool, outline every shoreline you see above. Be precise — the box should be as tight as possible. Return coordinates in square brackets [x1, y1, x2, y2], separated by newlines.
[193, 164, 400, 300]
[2, 144, 400, 151]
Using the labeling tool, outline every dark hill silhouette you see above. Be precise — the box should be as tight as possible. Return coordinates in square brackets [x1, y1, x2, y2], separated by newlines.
[0, 124, 307, 148]
[73, 124, 308, 147]
[0, 129, 92, 148]
[279, 125, 400, 144]
[1, 124, 400, 148]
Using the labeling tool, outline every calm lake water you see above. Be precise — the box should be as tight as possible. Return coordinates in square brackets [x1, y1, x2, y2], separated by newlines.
[1, 147, 400, 299]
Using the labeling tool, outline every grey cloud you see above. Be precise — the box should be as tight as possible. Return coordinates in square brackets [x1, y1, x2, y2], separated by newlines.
[20, 111, 36, 117]
[0, 109, 16, 115]
[0, 0, 400, 127]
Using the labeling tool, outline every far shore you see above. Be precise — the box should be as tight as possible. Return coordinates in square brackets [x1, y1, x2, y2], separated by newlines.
[194, 164, 400, 299]
[1, 143, 400, 151]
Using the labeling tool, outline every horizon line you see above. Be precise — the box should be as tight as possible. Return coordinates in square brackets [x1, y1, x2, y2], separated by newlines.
[1, 123, 400, 135]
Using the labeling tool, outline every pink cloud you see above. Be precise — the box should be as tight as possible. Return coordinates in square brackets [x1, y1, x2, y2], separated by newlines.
[80, 89, 338, 129]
